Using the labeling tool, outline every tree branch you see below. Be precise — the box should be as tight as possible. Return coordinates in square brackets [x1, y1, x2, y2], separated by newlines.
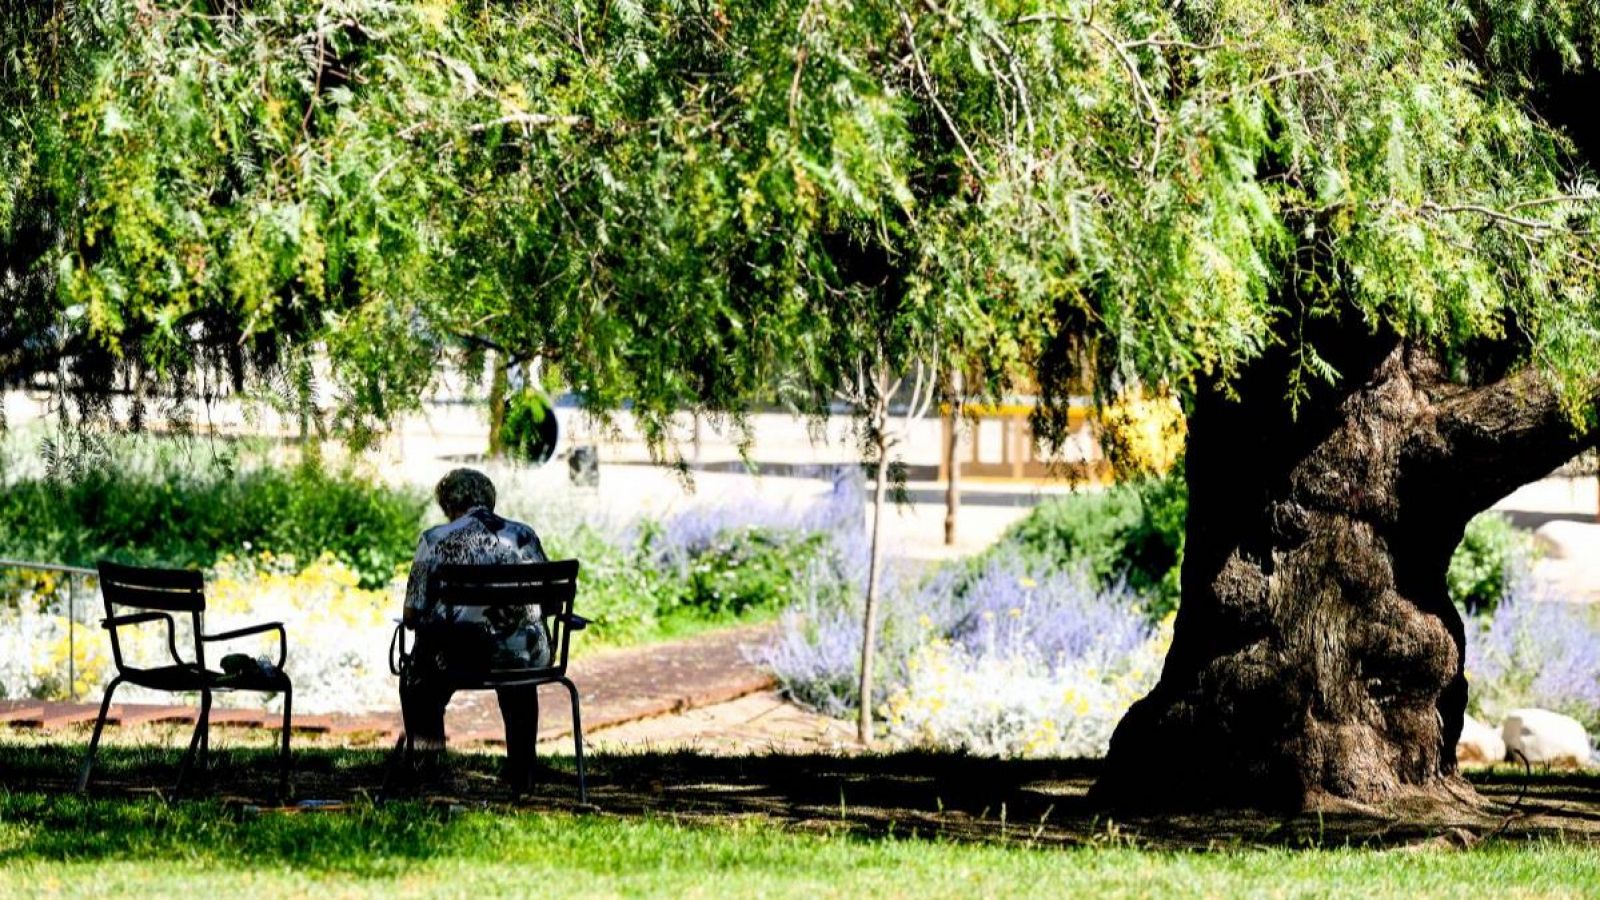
[465, 112, 589, 133]
[396, 112, 589, 141]
[896, 4, 983, 176]
[1410, 368, 1600, 516]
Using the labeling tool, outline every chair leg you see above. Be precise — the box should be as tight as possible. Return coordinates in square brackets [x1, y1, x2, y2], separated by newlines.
[378, 732, 411, 803]
[278, 683, 293, 800]
[559, 678, 587, 804]
[199, 703, 211, 772]
[77, 676, 124, 793]
[176, 689, 212, 794]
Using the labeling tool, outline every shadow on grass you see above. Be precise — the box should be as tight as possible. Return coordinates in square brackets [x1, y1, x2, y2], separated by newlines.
[3, 738, 1600, 865]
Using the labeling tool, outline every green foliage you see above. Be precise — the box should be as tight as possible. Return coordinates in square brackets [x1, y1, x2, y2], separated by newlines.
[0, 453, 427, 589]
[994, 471, 1187, 617]
[672, 529, 840, 619]
[548, 522, 847, 643]
[0, 431, 842, 639]
[538, 522, 672, 642]
[1448, 512, 1536, 614]
[496, 390, 558, 464]
[447, 510, 842, 645]
[6, 0, 1600, 454]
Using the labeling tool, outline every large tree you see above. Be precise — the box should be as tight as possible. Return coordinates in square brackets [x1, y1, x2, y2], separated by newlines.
[6, 0, 1600, 811]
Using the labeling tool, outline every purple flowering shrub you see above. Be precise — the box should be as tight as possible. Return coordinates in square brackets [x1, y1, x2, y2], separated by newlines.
[496, 468, 864, 642]
[1465, 576, 1600, 733]
[636, 470, 863, 565]
[634, 474, 863, 621]
[913, 550, 1154, 668]
[755, 546, 1171, 756]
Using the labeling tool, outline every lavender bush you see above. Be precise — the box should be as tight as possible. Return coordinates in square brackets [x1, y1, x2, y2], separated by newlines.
[1465, 576, 1600, 734]
[756, 548, 1171, 757]
[637, 469, 862, 565]
[488, 465, 863, 641]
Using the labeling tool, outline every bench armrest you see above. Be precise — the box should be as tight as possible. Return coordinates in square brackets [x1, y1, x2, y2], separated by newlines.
[202, 621, 288, 670]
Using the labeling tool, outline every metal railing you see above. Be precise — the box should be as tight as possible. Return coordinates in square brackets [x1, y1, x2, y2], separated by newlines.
[0, 558, 98, 700]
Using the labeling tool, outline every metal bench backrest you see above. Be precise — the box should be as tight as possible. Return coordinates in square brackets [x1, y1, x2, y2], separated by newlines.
[429, 559, 581, 678]
[96, 561, 208, 672]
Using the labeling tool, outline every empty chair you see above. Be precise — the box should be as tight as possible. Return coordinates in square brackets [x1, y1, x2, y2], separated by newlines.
[78, 561, 293, 796]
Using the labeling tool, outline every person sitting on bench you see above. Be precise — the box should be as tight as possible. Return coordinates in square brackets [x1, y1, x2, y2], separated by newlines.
[400, 467, 550, 789]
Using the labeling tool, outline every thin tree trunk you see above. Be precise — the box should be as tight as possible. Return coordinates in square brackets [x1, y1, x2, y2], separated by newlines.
[858, 426, 891, 746]
[486, 353, 509, 458]
[944, 369, 963, 546]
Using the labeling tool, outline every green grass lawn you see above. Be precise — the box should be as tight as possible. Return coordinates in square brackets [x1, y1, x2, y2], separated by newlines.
[4, 794, 1598, 899]
[3, 740, 1598, 898]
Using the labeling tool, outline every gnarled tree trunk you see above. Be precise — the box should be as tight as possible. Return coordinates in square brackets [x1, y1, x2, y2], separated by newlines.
[1093, 328, 1598, 811]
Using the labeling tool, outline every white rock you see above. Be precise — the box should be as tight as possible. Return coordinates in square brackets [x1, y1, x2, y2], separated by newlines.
[1502, 708, 1594, 768]
[1456, 714, 1506, 767]
[1532, 520, 1600, 561]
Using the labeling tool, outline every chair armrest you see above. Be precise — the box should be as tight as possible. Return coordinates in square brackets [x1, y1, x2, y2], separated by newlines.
[560, 612, 590, 631]
[388, 621, 411, 676]
[201, 621, 287, 670]
[102, 611, 169, 629]
[202, 621, 285, 642]
[103, 611, 189, 669]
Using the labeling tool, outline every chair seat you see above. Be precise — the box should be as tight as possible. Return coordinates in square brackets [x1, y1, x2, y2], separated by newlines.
[446, 667, 564, 689]
[123, 664, 290, 693]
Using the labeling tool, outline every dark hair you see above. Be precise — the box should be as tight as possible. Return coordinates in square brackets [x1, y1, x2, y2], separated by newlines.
[435, 468, 496, 517]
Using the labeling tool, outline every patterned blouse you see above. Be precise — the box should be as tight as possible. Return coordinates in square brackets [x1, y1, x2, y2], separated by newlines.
[403, 506, 552, 669]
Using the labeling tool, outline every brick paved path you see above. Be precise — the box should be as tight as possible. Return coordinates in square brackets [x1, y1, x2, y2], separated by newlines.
[0, 623, 778, 749]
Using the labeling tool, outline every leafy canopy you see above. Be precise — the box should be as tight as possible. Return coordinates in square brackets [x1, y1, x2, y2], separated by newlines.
[3, 0, 1599, 447]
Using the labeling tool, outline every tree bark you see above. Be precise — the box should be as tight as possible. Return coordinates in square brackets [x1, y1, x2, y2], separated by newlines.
[486, 353, 509, 458]
[1093, 330, 1599, 811]
[944, 368, 963, 546]
[858, 424, 892, 746]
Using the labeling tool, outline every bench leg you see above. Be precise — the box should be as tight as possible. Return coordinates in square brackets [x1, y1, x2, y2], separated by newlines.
[77, 676, 124, 793]
[175, 689, 212, 794]
[559, 677, 587, 804]
[278, 683, 293, 800]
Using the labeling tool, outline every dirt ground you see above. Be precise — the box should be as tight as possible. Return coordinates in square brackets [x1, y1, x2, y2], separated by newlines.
[537, 690, 857, 756]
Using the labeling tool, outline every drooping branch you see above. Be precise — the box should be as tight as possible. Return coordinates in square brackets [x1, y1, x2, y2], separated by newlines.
[896, 3, 983, 176]
[464, 112, 590, 134]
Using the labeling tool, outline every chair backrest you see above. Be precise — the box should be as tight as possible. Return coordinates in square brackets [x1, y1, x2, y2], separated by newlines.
[429, 559, 581, 676]
[97, 561, 207, 671]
